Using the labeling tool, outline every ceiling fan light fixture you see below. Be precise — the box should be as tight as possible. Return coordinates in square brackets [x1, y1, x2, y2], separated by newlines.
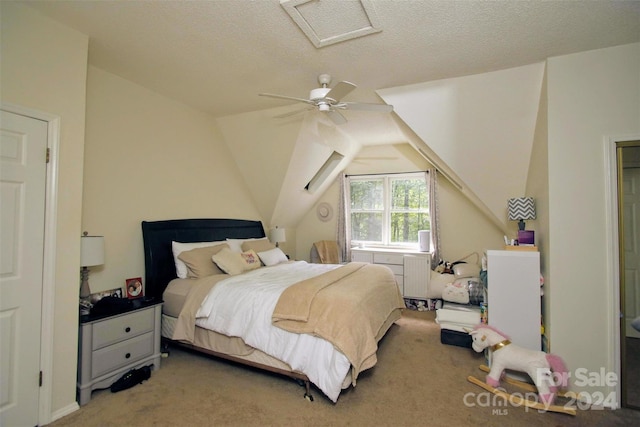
[260, 73, 393, 125]
[310, 87, 331, 100]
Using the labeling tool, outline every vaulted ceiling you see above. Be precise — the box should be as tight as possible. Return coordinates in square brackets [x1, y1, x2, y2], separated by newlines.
[23, 0, 640, 229]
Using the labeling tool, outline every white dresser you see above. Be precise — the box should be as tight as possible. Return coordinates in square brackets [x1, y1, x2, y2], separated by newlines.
[486, 250, 541, 350]
[350, 247, 431, 299]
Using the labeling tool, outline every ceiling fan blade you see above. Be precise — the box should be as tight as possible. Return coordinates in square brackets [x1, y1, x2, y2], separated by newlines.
[341, 102, 394, 112]
[325, 110, 347, 125]
[325, 81, 356, 102]
[259, 93, 314, 105]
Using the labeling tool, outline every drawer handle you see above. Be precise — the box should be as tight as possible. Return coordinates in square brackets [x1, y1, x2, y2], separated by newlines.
[125, 353, 131, 359]
[125, 327, 131, 333]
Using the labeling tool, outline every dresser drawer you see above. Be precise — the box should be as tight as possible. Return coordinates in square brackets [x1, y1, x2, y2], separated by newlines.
[92, 332, 154, 378]
[373, 252, 404, 265]
[92, 308, 154, 350]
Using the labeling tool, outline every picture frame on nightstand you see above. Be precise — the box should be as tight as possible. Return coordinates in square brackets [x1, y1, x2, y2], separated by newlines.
[89, 287, 123, 304]
[125, 277, 143, 299]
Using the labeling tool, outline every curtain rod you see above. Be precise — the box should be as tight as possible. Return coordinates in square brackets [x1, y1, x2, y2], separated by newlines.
[345, 170, 427, 178]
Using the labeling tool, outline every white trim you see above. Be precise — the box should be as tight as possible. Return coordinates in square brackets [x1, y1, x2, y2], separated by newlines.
[604, 133, 640, 409]
[1, 102, 59, 425]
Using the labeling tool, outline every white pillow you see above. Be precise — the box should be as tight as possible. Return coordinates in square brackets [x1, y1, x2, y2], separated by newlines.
[172, 240, 226, 279]
[226, 237, 268, 253]
[257, 247, 288, 266]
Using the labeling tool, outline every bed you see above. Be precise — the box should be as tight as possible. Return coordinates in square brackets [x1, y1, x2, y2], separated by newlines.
[141, 218, 404, 402]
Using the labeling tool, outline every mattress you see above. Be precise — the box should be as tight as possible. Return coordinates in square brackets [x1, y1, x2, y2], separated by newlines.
[163, 277, 214, 317]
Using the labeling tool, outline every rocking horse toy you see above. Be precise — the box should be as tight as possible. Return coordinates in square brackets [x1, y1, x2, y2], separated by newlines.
[466, 325, 576, 416]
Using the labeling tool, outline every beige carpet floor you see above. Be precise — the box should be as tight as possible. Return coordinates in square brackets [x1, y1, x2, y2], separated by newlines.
[50, 310, 640, 426]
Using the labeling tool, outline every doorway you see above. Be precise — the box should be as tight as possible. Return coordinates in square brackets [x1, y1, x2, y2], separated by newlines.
[616, 141, 640, 409]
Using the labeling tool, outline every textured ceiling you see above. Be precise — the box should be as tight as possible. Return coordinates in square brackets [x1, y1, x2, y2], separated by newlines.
[24, 0, 640, 118]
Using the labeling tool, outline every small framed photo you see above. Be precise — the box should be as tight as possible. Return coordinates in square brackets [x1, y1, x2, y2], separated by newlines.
[125, 277, 144, 299]
[90, 287, 123, 302]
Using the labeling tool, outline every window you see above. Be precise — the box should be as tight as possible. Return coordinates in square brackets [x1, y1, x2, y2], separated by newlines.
[348, 173, 430, 247]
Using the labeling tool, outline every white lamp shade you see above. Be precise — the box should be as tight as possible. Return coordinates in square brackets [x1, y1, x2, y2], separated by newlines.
[270, 227, 286, 244]
[81, 236, 105, 267]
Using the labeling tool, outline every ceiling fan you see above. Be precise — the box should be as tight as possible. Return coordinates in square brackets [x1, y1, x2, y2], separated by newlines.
[259, 74, 394, 125]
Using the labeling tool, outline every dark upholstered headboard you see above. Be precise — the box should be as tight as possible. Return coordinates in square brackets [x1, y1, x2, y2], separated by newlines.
[141, 218, 266, 301]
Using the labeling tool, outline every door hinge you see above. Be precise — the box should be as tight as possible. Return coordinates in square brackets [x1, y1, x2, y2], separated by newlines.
[39, 371, 43, 387]
[46, 148, 50, 163]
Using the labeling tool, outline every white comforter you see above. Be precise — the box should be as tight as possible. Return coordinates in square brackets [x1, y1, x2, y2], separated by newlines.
[194, 261, 350, 402]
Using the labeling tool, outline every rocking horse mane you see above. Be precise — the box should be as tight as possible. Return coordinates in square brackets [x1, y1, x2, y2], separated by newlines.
[472, 324, 511, 340]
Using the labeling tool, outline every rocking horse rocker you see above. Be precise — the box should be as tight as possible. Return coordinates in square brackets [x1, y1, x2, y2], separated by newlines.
[466, 325, 577, 416]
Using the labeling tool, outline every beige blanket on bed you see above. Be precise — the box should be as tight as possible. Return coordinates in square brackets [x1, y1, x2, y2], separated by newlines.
[272, 262, 405, 383]
[171, 274, 227, 344]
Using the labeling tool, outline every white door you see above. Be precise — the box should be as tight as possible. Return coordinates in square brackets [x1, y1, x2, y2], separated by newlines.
[0, 110, 48, 426]
[623, 167, 640, 339]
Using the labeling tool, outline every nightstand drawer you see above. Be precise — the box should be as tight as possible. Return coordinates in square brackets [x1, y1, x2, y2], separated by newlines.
[92, 308, 154, 350]
[92, 332, 154, 378]
[373, 253, 404, 265]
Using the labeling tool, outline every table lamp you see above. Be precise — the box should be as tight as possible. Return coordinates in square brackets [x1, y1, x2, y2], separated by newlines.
[507, 197, 536, 231]
[270, 226, 286, 248]
[80, 232, 105, 299]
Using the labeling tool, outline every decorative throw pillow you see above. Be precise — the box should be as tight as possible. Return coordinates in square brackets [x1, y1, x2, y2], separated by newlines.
[257, 247, 288, 266]
[178, 244, 229, 279]
[212, 247, 262, 275]
[241, 249, 262, 271]
[172, 240, 226, 278]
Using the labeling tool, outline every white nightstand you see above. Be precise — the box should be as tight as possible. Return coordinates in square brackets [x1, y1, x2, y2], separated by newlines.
[77, 300, 162, 405]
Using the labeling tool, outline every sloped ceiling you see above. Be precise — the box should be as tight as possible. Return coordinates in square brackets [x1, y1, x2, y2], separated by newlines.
[216, 105, 405, 227]
[378, 63, 546, 228]
[22, 0, 640, 229]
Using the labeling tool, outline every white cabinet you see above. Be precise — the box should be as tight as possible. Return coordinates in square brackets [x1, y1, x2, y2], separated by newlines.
[486, 250, 541, 351]
[350, 248, 430, 298]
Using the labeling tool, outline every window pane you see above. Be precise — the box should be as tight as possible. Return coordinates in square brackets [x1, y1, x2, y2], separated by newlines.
[391, 179, 428, 210]
[350, 179, 384, 210]
[390, 212, 430, 243]
[351, 212, 383, 242]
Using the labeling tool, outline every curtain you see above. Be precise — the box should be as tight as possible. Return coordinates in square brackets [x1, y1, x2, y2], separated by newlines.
[426, 169, 441, 268]
[337, 173, 351, 263]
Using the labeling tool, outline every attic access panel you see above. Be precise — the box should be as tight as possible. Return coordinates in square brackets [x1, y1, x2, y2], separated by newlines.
[281, 0, 382, 48]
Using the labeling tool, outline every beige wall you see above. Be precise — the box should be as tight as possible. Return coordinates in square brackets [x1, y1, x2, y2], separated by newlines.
[83, 66, 262, 295]
[1, 2, 89, 419]
[546, 42, 640, 396]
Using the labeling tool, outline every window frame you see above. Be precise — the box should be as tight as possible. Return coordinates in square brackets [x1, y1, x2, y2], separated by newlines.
[348, 172, 429, 248]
